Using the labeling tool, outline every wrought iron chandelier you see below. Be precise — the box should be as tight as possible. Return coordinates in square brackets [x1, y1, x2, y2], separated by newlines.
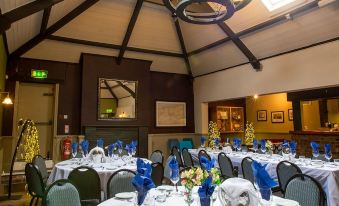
[163, 0, 252, 24]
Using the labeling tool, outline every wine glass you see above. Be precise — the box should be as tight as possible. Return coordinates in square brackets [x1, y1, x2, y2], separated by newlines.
[253, 141, 258, 154]
[312, 149, 319, 160]
[325, 152, 332, 162]
[72, 148, 77, 159]
[170, 169, 180, 195]
[237, 144, 242, 153]
[260, 144, 267, 154]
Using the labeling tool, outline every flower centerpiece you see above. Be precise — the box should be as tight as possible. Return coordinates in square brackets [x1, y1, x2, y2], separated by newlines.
[208, 121, 221, 149]
[180, 166, 221, 206]
[244, 122, 255, 146]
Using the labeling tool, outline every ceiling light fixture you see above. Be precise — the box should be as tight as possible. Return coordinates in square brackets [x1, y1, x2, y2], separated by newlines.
[163, 0, 253, 24]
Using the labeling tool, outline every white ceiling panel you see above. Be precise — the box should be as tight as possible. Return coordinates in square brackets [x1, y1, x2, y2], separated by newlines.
[53, 0, 134, 45]
[180, 19, 227, 52]
[48, 0, 85, 27]
[190, 42, 248, 76]
[128, 2, 182, 53]
[124, 51, 188, 74]
[0, 0, 35, 13]
[241, 4, 339, 59]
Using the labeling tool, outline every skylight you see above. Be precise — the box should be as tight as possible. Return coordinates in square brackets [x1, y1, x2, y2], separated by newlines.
[261, 0, 297, 11]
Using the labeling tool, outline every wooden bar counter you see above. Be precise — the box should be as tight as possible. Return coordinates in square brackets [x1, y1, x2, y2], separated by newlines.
[290, 130, 339, 158]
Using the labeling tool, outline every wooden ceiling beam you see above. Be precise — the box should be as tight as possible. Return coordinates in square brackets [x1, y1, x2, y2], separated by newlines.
[174, 18, 193, 77]
[8, 0, 99, 61]
[103, 80, 118, 100]
[40, 7, 52, 34]
[116, 81, 136, 98]
[0, 0, 63, 34]
[188, 1, 319, 57]
[47, 35, 184, 58]
[117, 0, 144, 65]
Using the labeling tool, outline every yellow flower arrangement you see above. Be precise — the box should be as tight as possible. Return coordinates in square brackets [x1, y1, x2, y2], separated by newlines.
[180, 167, 221, 190]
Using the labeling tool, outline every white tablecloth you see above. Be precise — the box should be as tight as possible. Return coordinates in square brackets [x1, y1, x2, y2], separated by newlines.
[48, 158, 148, 195]
[189, 149, 339, 206]
[98, 186, 299, 206]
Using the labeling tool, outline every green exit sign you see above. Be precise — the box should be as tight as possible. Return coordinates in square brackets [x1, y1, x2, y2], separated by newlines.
[106, 109, 113, 113]
[31, 70, 48, 79]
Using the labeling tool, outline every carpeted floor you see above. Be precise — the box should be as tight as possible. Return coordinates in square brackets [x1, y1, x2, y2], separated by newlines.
[0, 193, 37, 206]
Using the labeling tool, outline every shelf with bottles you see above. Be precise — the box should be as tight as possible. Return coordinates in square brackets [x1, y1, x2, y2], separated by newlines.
[216, 106, 244, 133]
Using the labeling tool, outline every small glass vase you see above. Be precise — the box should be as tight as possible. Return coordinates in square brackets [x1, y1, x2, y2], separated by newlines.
[184, 187, 194, 206]
[199, 197, 211, 206]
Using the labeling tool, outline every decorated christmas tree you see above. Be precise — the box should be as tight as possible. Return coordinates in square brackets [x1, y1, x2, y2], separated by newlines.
[208, 121, 220, 149]
[244, 121, 255, 145]
[17, 119, 40, 162]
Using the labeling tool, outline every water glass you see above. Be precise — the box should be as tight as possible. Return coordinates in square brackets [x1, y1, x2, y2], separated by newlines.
[334, 159, 339, 166]
[325, 153, 332, 162]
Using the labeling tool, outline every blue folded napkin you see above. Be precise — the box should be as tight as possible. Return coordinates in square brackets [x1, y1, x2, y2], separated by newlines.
[132, 174, 155, 205]
[132, 140, 138, 148]
[253, 139, 258, 150]
[252, 160, 277, 200]
[325, 144, 331, 156]
[136, 158, 152, 178]
[125, 143, 134, 154]
[310, 141, 319, 153]
[200, 156, 215, 172]
[80, 140, 89, 155]
[282, 140, 289, 149]
[116, 139, 123, 149]
[214, 138, 220, 146]
[260, 139, 266, 150]
[108, 143, 116, 157]
[198, 176, 215, 206]
[289, 141, 297, 154]
[169, 156, 179, 179]
[71, 142, 78, 153]
[97, 138, 104, 148]
[201, 136, 206, 146]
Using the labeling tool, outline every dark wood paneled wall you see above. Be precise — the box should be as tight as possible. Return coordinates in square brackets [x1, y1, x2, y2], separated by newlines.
[150, 71, 194, 133]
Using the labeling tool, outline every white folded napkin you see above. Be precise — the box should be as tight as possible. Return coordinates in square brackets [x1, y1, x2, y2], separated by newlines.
[218, 178, 259, 206]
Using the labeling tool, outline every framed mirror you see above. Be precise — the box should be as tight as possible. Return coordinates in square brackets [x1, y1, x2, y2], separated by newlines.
[98, 78, 137, 120]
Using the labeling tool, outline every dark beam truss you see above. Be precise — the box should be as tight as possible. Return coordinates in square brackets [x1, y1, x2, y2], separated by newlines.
[47, 35, 183, 58]
[116, 81, 136, 98]
[40, 7, 52, 34]
[8, 0, 100, 61]
[117, 0, 144, 65]
[174, 18, 193, 76]
[103, 80, 118, 100]
[0, 0, 63, 34]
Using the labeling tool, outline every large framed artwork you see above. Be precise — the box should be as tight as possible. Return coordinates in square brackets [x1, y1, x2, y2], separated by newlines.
[257, 110, 267, 121]
[156, 101, 186, 127]
[271, 111, 284, 123]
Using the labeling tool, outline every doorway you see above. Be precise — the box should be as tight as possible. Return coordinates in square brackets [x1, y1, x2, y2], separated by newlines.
[15, 83, 56, 159]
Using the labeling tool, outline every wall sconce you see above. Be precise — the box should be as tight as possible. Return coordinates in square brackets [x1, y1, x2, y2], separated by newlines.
[1, 92, 13, 105]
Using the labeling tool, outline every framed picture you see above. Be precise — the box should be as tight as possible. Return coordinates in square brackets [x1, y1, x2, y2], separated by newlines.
[156, 101, 186, 127]
[257, 110, 267, 121]
[271, 111, 284, 123]
[288, 109, 293, 121]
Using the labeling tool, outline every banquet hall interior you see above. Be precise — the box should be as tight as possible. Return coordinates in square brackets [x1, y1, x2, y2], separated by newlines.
[0, 0, 339, 205]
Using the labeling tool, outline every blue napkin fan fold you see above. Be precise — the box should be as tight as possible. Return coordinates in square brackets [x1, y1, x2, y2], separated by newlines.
[198, 176, 215, 206]
[133, 158, 155, 205]
[71, 142, 78, 153]
[199, 156, 215, 172]
[80, 140, 89, 155]
[97, 138, 104, 148]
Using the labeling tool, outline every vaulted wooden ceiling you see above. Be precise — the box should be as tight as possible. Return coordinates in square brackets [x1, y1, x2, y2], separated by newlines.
[1, 0, 339, 77]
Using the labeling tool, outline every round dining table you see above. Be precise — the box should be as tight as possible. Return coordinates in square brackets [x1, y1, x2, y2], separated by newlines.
[47, 157, 149, 196]
[98, 186, 300, 206]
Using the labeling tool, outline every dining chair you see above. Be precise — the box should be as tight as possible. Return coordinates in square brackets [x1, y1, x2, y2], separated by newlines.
[43, 179, 81, 206]
[179, 140, 193, 151]
[285, 174, 326, 206]
[183, 138, 194, 148]
[25, 163, 45, 206]
[68, 166, 101, 206]
[150, 150, 164, 164]
[171, 146, 184, 167]
[32, 155, 49, 185]
[182, 148, 194, 168]
[106, 169, 136, 199]
[241, 157, 254, 184]
[151, 163, 164, 186]
[276, 160, 302, 195]
[168, 139, 179, 151]
[198, 150, 211, 169]
[218, 152, 237, 179]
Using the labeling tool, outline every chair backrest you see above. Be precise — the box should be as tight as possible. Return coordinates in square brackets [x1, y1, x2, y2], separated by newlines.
[276, 161, 302, 194]
[171, 146, 183, 167]
[285, 174, 326, 206]
[218, 152, 234, 179]
[151, 163, 164, 186]
[168, 139, 179, 151]
[150, 150, 164, 164]
[241, 157, 254, 184]
[25, 163, 45, 198]
[44, 179, 81, 206]
[183, 138, 194, 148]
[68, 166, 101, 202]
[32, 155, 49, 184]
[107, 169, 136, 199]
[179, 140, 193, 151]
[182, 148, 193, 168]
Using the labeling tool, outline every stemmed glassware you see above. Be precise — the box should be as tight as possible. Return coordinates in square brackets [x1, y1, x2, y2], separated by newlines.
[170, 169, 180, 195]
[325, 144, 332, 162]
[312, 148, 319, 159]
[253, 140, 258, 154]
[260, 141, 267, 155]
[72, 142, 78, 160]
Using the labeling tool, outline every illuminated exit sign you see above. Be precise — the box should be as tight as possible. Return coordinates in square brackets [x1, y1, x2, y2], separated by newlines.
[31, 70, 48, 79]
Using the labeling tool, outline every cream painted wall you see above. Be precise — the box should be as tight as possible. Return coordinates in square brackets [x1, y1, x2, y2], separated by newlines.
[246, 93, 293, 133]
[194, 40, 339, 134]
[327, 99, 339, 124]
[301, 100, 321, 130]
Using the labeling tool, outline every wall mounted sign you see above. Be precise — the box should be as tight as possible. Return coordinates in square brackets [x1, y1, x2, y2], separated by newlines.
[156, 101, 186, 127]
[31, 70, 48, 79]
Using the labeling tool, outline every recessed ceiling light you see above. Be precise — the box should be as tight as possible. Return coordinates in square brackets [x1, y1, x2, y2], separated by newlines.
[261, 0, 297, 11]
